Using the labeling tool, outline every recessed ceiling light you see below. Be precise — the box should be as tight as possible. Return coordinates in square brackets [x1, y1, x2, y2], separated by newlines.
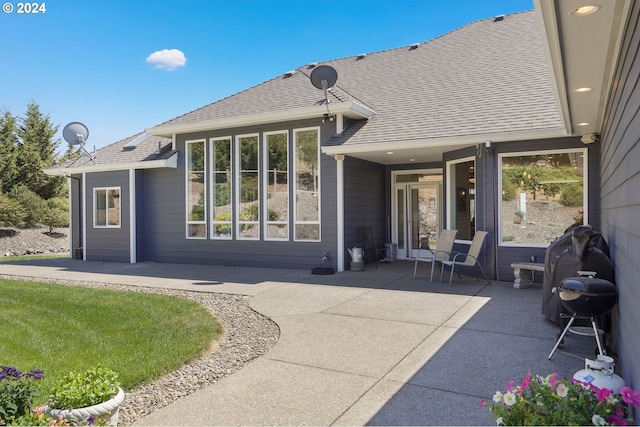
[570, 5, 601, 16]
[386, 151, 394, 155]
[575, 87, 592, 92]
[409, 158, 416, 162]
[577, 122, 591, 126]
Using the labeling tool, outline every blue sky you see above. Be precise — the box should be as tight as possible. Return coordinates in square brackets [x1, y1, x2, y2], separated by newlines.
[1, 0, 532, 151]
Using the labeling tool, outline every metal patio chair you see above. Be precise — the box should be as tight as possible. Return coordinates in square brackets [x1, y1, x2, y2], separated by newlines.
[437, 230, 490, 287]
[413, 229, 458, 281]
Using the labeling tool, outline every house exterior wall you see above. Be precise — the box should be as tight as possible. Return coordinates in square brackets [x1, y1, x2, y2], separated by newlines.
[140, 118, 340, 270]
[443, 137, 598, 282]
[84, 170, 131, 262]
[135, 170, 146, 262]
[492, 137, 598, 281]
[343, 157, 386, 267]
[598, 2, 640, 412]
[69, 175, 81, 256]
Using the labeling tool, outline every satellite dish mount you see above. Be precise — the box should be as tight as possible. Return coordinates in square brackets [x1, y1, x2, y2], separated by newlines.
[63, 122, 95, 160]
[309, 65, 338, 122]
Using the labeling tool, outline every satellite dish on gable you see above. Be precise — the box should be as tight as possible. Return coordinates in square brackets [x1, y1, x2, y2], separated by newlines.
[310, 65, 338, 91]
[310, 65, 338, 122]
[63, 122, 95, 160]
[63, 122, 89, 146]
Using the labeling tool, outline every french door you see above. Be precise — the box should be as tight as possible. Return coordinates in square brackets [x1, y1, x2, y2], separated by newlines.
[394, 182, 442, 259]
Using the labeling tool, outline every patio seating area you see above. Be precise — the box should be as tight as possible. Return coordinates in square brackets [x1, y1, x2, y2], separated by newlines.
[0, 258, 603, 425]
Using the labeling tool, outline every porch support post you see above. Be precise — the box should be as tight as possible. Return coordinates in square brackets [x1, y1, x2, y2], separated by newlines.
[81, 172, 86, 260]
[335, 154, 345, 272]
[129, 168, 136, 263]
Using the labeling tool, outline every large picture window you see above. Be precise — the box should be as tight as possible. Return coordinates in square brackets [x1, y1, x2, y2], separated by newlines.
[499, 149, 586, 246]
[94, 187, 121, 228]
[186, 139, 206, 238]
[210, 137, 232, 239]
[236, 134, 260, 239]
[264, 131, 289, 240]
[294, 128, 320, 241]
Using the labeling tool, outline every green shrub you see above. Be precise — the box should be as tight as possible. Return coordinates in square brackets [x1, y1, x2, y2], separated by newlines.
[47, 366, 119, 410]
[0, 366, 44, 424]
[0, 193, 26, 227]
[42, 198, 69, 233]
[501, 178, 518, 201]
[560, 183, 583, 207]
[9, 185, 45, 228]
[214, 212, 232, 235]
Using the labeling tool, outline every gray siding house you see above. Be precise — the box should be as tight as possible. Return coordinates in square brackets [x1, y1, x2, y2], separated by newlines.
[47, 0, 640, 408]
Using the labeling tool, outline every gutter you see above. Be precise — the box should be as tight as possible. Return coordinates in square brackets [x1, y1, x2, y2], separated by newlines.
[43, 152, 178, 176]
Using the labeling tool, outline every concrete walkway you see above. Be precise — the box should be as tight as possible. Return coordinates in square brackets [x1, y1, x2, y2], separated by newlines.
[0, 258, 597, 425]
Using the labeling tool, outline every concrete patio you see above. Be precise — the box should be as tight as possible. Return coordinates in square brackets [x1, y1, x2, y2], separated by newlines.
[0, 258, 600, 425]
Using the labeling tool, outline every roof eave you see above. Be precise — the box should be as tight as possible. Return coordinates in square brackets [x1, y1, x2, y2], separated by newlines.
[322, 127, 569, 156]
[146, 101, 376, 138]
[44, 153, 178, 176]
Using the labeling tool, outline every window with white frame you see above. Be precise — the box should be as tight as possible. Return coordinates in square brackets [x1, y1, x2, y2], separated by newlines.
[186, 139, 206, 238]
[94, 187, 121, 228]
[446, 158, 476, 241]
[294, 128, 320, 241]
[210, 137, 232, 239]
[264, 131, 289, 240]
[499, 148, 586, 246]
[236, 134, 260, 239]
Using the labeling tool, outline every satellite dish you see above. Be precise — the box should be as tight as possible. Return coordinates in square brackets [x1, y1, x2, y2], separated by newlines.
[310, 65, 338, 90]
[63, 122, 89, 146]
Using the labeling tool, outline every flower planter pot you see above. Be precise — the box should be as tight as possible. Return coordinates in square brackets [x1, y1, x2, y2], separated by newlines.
[46, 387, 124, 426]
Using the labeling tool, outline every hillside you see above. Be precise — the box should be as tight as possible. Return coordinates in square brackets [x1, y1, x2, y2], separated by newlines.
[0, 227, 70, 257]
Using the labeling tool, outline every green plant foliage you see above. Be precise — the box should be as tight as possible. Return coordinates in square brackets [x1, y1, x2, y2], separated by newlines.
[0, 366, 44, 424]
[501, 178, 518, 201]
[42, 198, 69, 232]
[483, 373, 640, 426]
[0, 193, 26, 228]
[9, 185, 46, 228]
[47, 366, 119, 410]
[560, 183, 583, 207]
[214, 212, 232, 235]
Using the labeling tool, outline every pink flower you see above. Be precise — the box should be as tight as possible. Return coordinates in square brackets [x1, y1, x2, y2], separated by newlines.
[479, 399, 486, 407]
[596, 387, 613, 402]
[507, 380, 515, 392]
[620, 386, 640, 407]
[550, 372, 557, 391]
[521, 375, 531, 390]
[606, 414, 627, 426]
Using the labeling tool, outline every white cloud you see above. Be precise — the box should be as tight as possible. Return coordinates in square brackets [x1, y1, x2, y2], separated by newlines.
[146, 49, 186, 71]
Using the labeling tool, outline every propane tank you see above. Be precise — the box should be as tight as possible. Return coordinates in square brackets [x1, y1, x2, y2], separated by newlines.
[573, 355, 625, 393]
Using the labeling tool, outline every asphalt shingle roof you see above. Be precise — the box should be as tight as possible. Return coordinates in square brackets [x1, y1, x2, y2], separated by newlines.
[155, 10, 562, 148]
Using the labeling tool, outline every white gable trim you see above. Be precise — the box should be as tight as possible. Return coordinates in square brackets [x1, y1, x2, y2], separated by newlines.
[146, 101, 376, 138]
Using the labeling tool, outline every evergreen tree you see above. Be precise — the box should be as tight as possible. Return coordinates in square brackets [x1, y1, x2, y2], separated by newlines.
[0, 110, 19, 194]
[14, 101, 65, 199]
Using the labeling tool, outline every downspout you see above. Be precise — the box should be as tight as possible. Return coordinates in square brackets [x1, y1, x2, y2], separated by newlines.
[81, 172, 86, 260]
[129, 169, 136, 263]
[335, 154, 345, 272]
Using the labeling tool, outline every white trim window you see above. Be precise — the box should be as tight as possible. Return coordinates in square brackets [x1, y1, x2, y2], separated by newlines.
[210, 137, 233, 239]
[446, 157, 476, 242]
[293, 127, 320, 241]
[186, 139, 207, 239]
[498, 148, 587, 247]
[263, 131, 289, 240]
[236, 134, 260, 240]
[93, 187, 121, 228]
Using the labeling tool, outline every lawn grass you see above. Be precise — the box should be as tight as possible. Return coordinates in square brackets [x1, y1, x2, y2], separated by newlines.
[0, 279, 223, 404]
[0, 253, 69, 262]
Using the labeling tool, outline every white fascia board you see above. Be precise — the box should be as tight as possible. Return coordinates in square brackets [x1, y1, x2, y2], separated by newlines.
[322, 127, 570, 155]
[146, 101, 376, 138]
[533, 0, 572, 136]
[44, 153, 178, 176]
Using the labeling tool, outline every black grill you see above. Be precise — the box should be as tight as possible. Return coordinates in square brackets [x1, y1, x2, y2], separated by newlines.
[558, 277, 617, 317]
